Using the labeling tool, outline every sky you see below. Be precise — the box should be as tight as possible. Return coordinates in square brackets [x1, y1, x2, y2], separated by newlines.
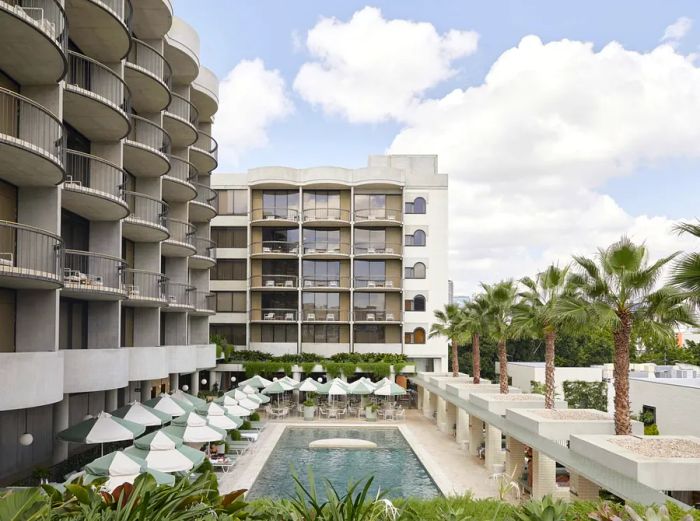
[174, 0, 700, 295]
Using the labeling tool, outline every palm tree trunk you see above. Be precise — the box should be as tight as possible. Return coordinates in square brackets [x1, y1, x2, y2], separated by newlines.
[613, 312, 632, 435]
[451, 337, 459, 377]
[544, 329, 556, 409]
[498, 339, 508, 393]
[472, 333, 481, 384]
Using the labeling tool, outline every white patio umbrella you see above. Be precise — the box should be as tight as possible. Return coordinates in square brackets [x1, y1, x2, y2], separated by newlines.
[298, 377, 321, 392]
[238, 375, 273, 389]
[241, 384, 259, 394]
[229, 389, 260, 410]
[280, 376, 300, 389]
[110, 401, 171, 427]
[125, 431, 204, 473]
[144, 394, 193, 418]
[57, 412, 146, 455]
[216, 396, 253, 417]
[374, 382, 407, 397]
[171, 389, 207, 408]
[163, 412, 225, 444]
[197, 402, 241, 430]
[78, 451, 175, 491]
[327, 380, 348, 406]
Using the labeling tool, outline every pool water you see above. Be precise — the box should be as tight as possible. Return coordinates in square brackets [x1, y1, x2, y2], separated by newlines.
[246, 427, 440, 500]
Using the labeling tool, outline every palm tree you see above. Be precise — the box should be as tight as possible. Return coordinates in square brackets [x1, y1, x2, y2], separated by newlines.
[512, 265, 572, 409]
[561, 237, 697, 434]
[481, 280, 518, 393]
[463, 294, 490, 384]
[429, 304, 468, 377]
[672, 221, 700, 301]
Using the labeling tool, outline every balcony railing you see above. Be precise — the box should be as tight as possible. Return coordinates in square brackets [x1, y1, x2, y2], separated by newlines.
[164, 281, 194, 307]
[127, 38, 172, 88]
[353, 309, 400, 321]
[66, 50, 130, 112]
[303, 242, 350, 255]
[354, 208, 402, 222]
[251, 308, 298, 321]
[251, 274, 298, 289]
[302, 208, 350, 221]
[0, 220, 62, 281]
[123, 268, 166, 301]
[193, 183, 217, 207]
[193, 131, 217, 157]
[64, 249, 125, 293]
[251, 207, 299, 222]
[165, 218, 195, 246]
[251, 241, 299, 255]
[302, 309, 348, 321]
[124, 191, 167, 228]
[127, 115, 171, 156]
[0, 87, 65, 166]
[3, 0, 68, 56]
[193, 236, 215, 259]
[167, 92, 198, 126]
[302, 277, 350, 289]
[193, 291, 215, 312]
[353, 276, 401, 289]
[353, 242, 402, 255]
[65, 150, 125, 201]
[166, 155, 197, 184]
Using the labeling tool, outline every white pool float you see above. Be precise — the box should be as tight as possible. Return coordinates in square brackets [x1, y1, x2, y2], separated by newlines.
[309, 438, 377, 449]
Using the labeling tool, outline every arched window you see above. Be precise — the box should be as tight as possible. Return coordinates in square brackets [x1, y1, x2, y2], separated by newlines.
[414, 294, 426, 311]
[405, 327, 426, 344]
[405, 197, 427, 214]
[405, 229, 426, 246]
[405, 262, 426, 279]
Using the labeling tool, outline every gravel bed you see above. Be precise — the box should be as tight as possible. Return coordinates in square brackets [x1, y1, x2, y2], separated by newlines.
[481, 393, 544, 401]
[533, 410, 610, 421]
[609, 437, 700, 458]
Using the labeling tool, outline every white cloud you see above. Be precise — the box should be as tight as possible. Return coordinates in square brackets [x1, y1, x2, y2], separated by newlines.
[388, 36, 700, 293]
[214, 59, 293, 169]
[661, 16, 693, 46]
[293, 6, 478, 123]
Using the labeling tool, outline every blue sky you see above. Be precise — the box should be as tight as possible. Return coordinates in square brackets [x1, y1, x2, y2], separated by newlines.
[173, 1, 700, 291]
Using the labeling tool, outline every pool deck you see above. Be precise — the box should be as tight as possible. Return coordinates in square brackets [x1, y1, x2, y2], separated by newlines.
[218, 409, 499, 498]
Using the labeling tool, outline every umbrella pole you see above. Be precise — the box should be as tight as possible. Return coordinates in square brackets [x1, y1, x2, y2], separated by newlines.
[101, 443, 104, 457]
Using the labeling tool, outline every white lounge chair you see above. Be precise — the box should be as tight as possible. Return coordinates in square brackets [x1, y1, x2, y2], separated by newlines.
[385, 280, 393, 288]
[265, 279, 275, 287]
[306, 313, 316, 321]
[263, 246, 272, 253]
[326, 313, 335, 321]
[304, 279, 313, 287]
[366, 313, 376, 321]
[264, 312, 275, 320]
[385, 247, 395, 254]
[366, 280, 376, 288]
[284, 312, 294, 320]
[284, 279, 294, 287]
[386, 313, 395, 321]
[329, 280, 338, 287]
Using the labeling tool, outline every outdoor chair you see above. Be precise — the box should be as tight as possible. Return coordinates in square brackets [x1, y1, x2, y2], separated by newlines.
[386, 313, 395, 321]
[367, 280, 376, 288]
[284, 312, 295, 320]
[395, 408, 406, 421]
[326, 313, 335, 321]
[385, 280, 393, 288]
[307, 313, 316, 321]
[284, 279, 294, 287]
[265, 280, 275, 287]
[366, 313, 376, 321]
[329, 280, 338, 287]
[264, 312, 275, 320]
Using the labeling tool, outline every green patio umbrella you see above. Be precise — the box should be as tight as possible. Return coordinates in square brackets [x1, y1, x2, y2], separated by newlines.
[171, 389, 207, 408]
[163, 412, 226, 444]
[196, 402, 241, 430]
[261, 380, 291, 395]
[280, 376, 300, 389]
[57, 412, 146, 455]
[238, 375, 273, 388]
[374, 381, 407, 397]
[125, 431, 204, 473]
[144, 394, 194, 418]
[110, 401, 171, 427]
[214, 395, 252, 420]
[79, 450, 175, 491]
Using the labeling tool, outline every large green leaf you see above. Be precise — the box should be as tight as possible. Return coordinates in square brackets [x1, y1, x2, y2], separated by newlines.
[0, 489, 49, 521]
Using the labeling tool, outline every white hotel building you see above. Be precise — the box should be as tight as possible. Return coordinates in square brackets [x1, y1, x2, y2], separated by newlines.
[0, 0, 218, 484]
[210, 155, 450, 372]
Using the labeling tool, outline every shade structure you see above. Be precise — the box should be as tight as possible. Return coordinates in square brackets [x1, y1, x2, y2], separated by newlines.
[327, 381, 348, 396]
[79, 450, 176, 491]
[348, 380, 374, 395]
[133, 430, 183, 450]
[228, 389, 260, 409]
[262, 380, 291, 395]
[57, 412, 145, 444]
[171, 389, 207, 408]
[164, 412, 225, 443]
[374, 382, 407, 396]
[197, 402, 241, 431]
[280, 376, 300, 388]
[238, 375, 273, 388]
[298, 377, 322, 392]
[110, 401, 171, 427]
[144, 394, 193, 418]
[228, 387, 269, 404]
[241, 385, 258, 394]
[127, 431, 204, 473]
[215, 395, 253, 418]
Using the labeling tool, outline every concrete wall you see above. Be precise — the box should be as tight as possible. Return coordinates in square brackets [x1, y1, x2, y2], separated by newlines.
[629, 378, 700, 436]
[497, 362, 603, 395]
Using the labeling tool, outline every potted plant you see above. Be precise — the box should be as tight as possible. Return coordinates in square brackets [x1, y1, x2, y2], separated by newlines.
[303, 397, 317, 421]
[365, 403, 379, 422]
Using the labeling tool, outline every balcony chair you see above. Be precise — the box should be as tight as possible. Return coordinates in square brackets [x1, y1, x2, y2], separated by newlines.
[367, 247, 376, 254]
[329, 280, 338, 287]
[366, 313, 376, 321]
[263, 312, 275, 320]
[385, 247, 395, 254]
[63, 175, 82, 189]
[386, 313, 395, 321]
[284, 279, 294, 287]
[304, 279, 313, 287]
[366, 280, 376, 288]
[265, 279, 275, 287]
[385, 280, 393, 288]
[326, 313, 335, 321]
[284, 312, 294, 321]
[125, 284, 139, 296]
[306, 313, 316, 321]
[263, 246, 272, 253]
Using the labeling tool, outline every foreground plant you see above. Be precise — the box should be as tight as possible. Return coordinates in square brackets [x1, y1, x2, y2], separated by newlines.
[510, 495, 568, 521]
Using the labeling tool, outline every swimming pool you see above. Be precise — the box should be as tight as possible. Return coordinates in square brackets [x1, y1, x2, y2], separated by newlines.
[246, 427, 440, 500]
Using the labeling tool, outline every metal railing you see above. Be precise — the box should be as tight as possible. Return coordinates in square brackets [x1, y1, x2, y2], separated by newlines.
[127, 38, 172, 88]
[250, 207, 299, 221]
[166, 92, 198, 126]
[193, 183, 217, 208]
[302, 208, 350, 221]
[166, 155, 197, 184]
[250, 240, 299, 255]
[66, 51, 129, 112]
[2, 0, 67, 59]
[353, 276, 401, 289]
[193, 236, 215, 259]
[63, 249, 125, 292]
[127, 115, 171, 155]
[164, 281, 194, 307]
[354, 208, 403, 222]
[193, 291, 215, 312]
[64, 150, 126, 201]
[251, 274, 298, 289]
[353, 309, 400, 321]
[0, 220, 62, 281]
[165, 218, 195, 245]
[302, 309, 348, 322]
[251, 308, 298, 321]
[303, 242, 350, 255]
[302, 277, 350, 289]
[0, 87, 65, 166]
[124, 191, 167, 228]
[193, 130, 217, 157]
[353, 242, 402, 255]
[123, 268, 166, 301]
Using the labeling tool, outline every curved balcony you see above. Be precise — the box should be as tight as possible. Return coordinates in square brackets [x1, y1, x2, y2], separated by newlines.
[122, 191, 169, 242]
[353, 309, 401, 323]
[302, 276, 351, 290]
[353, 276, 401, 291]
[128, 345, 168, 381]
[189, 183, 217, 222]
[0, 220, 62, 289]
[251, 274, 298, 290]
[162, 155, 196, 203]
[162, 218, 195, 257]
[191, 66, 218, 122]
[302, 309, 349, 323]
[64, 51, 130, 141]
[0, 351, 64, 410]
[0, 87, 64, 187]
[353, 242, 402, 258]
[191, 291, 215, 316]
[64, 0, 131, 62]
[250, 207, 299, 226]
[130, 0, 172, 40]
[196, 343, 216, 369]
[189, 237, 215, 269]
[63, 347, 129, 393]
[354, 208, 403, 226]
[303, 242, 351, 259]
[63, 150, 129, 221]
[62, 249, 126, 300]
[163, 281, 194, 311]
[0, 0, 67, 84]
[250, 308, 298, 322]
[250, 240, 299, 258]
[164, 17, 200, 85]
[302, 208, 351, 226]
[124, 115, 171, 177]
[166, 344, 197, 374]
[122, 268, 167, 307]
[125, 38, 171, 113]
[164, 92, 198, 147]
[189, 131, 217, 173]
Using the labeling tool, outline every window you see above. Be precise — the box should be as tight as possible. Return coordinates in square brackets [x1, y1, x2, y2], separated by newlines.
[303, 292, 340, 320]
[302, 324, 342, 343]
[121, 307, 134, 347]
[61, 209, 89, 250]
[405, 327, 426, 344]
[405, 197, 426, 214]
[212, 259, 246, 280]
[354, 324, 385, 343]
[405, 294, 426, 312]
[303, 228, 340, 251]
[405, 229, 426, 246]
[264, 259, 298, 277]
[304, 191, 341, 218]
[211, 227, 247, 248]
[354, 260, 386, 287]
[405, 262, 426, 279]
[354, 228, 385, 250]
[355, 194, 386, 217]
[261, 324, 297, 342]
[262, 190, 299, 215]
[217, 189, 248, 215]
[215, 291, 246, 312]
[210, 324, 246, 345]
[261, 292, 297, 310]
[354, 293, 385, 320]
[303, 260, 340, 284]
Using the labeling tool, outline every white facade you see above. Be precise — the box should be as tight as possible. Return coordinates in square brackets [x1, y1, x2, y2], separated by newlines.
[629, 378, 700, 437]
[496, 362, 604, 396]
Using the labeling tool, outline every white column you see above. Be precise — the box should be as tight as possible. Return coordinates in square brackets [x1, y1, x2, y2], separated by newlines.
[191, 371, 200, 395]
[531, 449, 557, 499]
[436, 396, 448, 432]
[416, 385, 424, 410]
[484, 424, 504, 472]
[445, 402, 457, 436]
[105, 389, 118, 411]
[455, 408, 469, 445]
[140, 380, 150, 402]
[505, 436, 526, 479]
[169, 373, 179, 392]
[569, 472, 600, 501]
[52, 395, 69, 464]
[468, 417, 483, 457]
[422, 387, 433, 418]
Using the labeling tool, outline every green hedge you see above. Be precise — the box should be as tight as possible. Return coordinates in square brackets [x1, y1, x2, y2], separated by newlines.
[562, 380, 608, 411]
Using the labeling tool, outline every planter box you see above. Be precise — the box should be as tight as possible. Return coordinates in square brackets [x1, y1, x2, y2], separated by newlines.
[304, 405, 316, 421]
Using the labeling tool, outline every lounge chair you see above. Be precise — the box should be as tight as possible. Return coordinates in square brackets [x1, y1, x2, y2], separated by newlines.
[284, 279, 294, 287]
[284, 312, 294, 320]
[306, 313, 316, 321]
[264, 312, 275, 320]
[326, 313, 335, 321]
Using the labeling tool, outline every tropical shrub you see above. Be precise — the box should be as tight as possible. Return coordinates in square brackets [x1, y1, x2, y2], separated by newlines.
[511, 496, 569, 521]
[249, 412, 260, 421]
[563, 381, 608, 411]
